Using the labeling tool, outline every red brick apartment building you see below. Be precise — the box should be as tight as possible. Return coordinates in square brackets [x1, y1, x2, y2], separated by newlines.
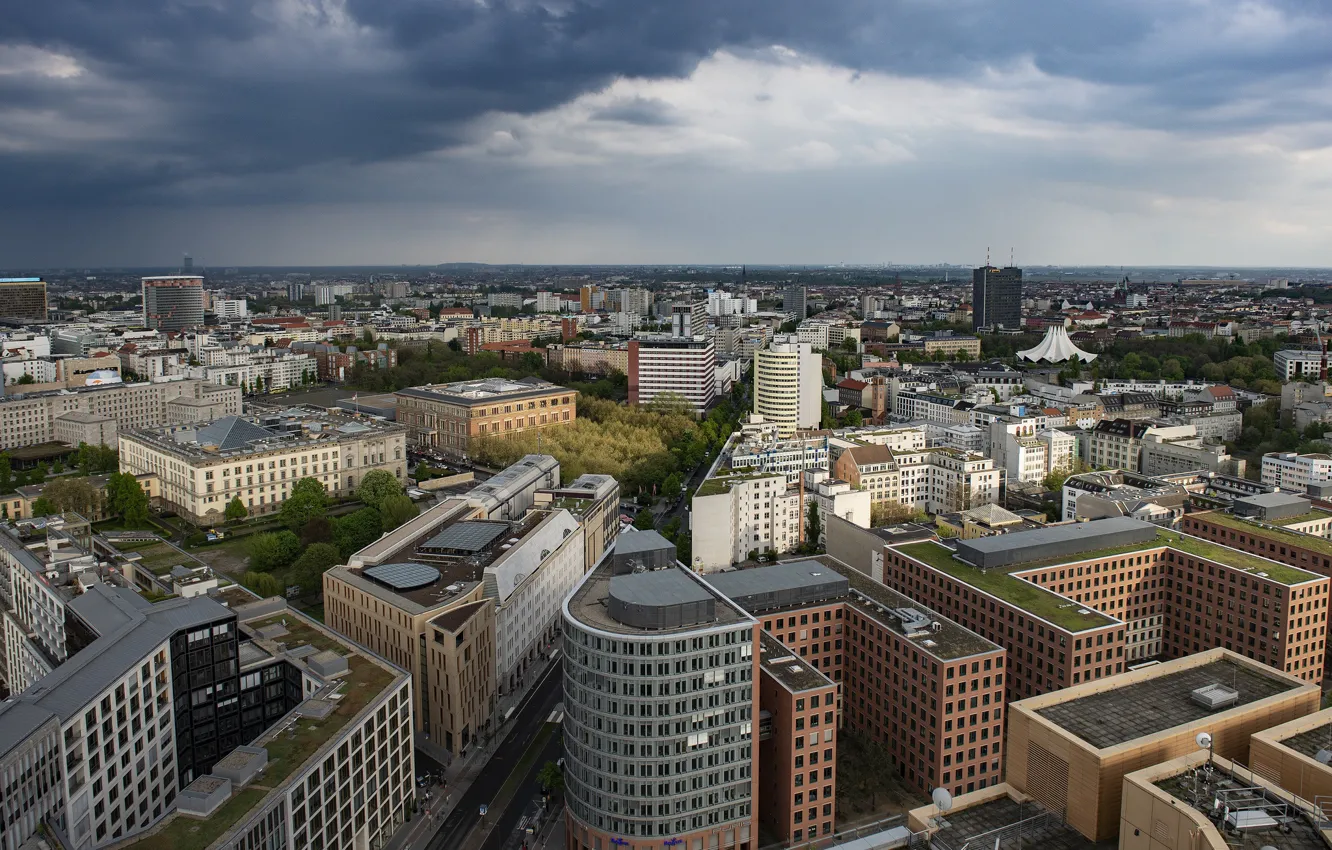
[706, 558, 1007, 812]
[827, 514, 1329, 711]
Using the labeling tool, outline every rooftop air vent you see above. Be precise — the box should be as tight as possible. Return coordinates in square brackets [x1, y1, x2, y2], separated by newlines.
[1190, 683, 1240, 711]
[890, 607, 932, 636]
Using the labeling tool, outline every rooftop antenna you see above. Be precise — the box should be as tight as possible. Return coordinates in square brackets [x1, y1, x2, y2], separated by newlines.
[1010, 247, 1014, 267]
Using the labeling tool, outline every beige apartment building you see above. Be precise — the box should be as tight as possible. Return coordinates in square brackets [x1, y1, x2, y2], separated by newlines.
[395, 377, 576, 457]
[118, 409, 407, 524]
[543, 342, 629, 377]
[0, 378, 239, 451]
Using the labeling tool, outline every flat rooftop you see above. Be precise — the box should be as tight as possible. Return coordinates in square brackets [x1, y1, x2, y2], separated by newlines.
[759, 631, 836, 692]
[122, 410, 405, 461]
[895, 540, 1118, 632]
[815, 557, 1001, 662]
[696, 470, 782, 498]
[927, 796, 1104, 850]
[1198, 509, 1332, 559]
[1276, 721, 1332, 761]
[1035, 659, 1298, 750]
[704, 560, 849, 613]
[567, 561, 750, 636]
[395, 377, 569, 407]
[1153, 768, 1327, 850]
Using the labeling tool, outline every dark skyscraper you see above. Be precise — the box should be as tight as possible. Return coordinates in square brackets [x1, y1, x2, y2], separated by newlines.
[972, 265, 1023, 330]
[784, 284, 807, 320]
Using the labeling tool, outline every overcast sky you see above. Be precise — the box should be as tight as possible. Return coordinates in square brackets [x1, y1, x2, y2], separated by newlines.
[4, 0, 1332, 268]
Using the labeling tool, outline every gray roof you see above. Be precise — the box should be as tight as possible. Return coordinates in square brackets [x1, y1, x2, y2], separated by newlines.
[67, 583, 150, 635]
[196, 416, 277, 450]
[610, 569, 713, 608]
[23, 595, 230, 721]
[1035, 659, 1298, 749]
[1236, 492, 1311, 510]
[0, 702, 59, 760]
[954, 516, 1158, 569]
[703, 560, 849, 613]
[616, 529, 675, 556]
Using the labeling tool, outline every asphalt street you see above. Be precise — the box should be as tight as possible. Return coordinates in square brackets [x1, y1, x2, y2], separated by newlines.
[423, 661, 564, 850]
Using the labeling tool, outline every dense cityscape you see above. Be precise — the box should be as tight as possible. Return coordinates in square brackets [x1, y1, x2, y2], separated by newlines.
[2, 262, 1332, 850]
[7, 0, 1332, 848]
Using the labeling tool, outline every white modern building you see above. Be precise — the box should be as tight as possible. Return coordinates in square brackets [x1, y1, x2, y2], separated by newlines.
[483, 508, 583, 695]
[1261, 451, 1332, 494]
[628, 335, 717, 415]
[803, 471, 871, 546]
[753, 335, 822, 436]
[1274, 349, 1327, 381]
[214, 298, 248, 319]
[692, 471, 801, 570]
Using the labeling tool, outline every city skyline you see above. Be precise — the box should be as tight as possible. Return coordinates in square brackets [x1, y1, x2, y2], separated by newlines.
[4, 1, 1332, 267]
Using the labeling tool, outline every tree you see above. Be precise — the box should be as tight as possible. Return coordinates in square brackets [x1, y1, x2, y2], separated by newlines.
[239, 571, 284, 598]
[31, 496, 57, 517]
[300, 516, 333, 546]
[290, 543, 343, 594]
[333, 507, 383, 559]
[43, 477, 101, 519]
[841, 336, 859, 353]
[247, 531, 303, 572]
[0, 454, 11, 491]
[225, 496, 248, 522]
[633, 510, 655, 531]
[280, 478, 329, 532]
[356, 469, 403, 510]
[840, 409, 863, 428]
[806, 501, 822, 549]
[105, 473, 149, 526]
[379, 494, 419, 530]
[537, 761, 564, 796]
[870, 501, 927, 527]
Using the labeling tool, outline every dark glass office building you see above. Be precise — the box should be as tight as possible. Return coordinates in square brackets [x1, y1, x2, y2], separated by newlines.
[972, 265, 1023, 331]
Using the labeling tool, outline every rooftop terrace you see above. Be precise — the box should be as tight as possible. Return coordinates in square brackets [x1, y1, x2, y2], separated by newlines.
[567, 562, 750, 636]
[1035, 659, 1297, 750]
[1153, 765, 1327, 850]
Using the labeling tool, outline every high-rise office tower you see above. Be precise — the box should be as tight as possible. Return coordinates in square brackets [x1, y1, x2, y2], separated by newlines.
[971, 265, 1022, 331]
[753, 335, 822, 436]
[783, 285, 807, 320]
[0, 278, 49, 321]
[562, 536, 758, 850]
[142, 275, 206, 330]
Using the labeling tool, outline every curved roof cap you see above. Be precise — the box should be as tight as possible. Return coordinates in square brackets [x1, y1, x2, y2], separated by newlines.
[607, 569, 715, 631]
[1017, 325, 1097, 363]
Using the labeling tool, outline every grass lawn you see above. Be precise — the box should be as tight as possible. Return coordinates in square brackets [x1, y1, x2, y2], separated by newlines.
[116, 541, 192, 576]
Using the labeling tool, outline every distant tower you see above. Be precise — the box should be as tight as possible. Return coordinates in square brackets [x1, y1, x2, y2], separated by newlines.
[972, 261, 1023, 331]
[183, 254, 194, 274]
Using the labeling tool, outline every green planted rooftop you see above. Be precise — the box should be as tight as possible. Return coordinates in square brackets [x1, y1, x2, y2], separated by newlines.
[895, 527, 1322, 632]
[1268, 510, 1332, 528]
[123, 616, 401, 850]
[1198, 510, 1332, 560]
[896, 541, 1117, 632]
[695, 471, 779, 498]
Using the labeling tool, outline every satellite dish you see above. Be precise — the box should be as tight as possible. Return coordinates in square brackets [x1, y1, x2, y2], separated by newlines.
[1196, 732, 1213, 750]
[932, 788, 953, 812]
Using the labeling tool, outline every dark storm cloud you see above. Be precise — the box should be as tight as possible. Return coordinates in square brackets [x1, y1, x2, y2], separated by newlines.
[2, 0, 1331, 208]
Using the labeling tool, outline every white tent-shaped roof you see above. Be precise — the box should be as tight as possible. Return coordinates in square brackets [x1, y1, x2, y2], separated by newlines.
[1018, 325, 1097, 363]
